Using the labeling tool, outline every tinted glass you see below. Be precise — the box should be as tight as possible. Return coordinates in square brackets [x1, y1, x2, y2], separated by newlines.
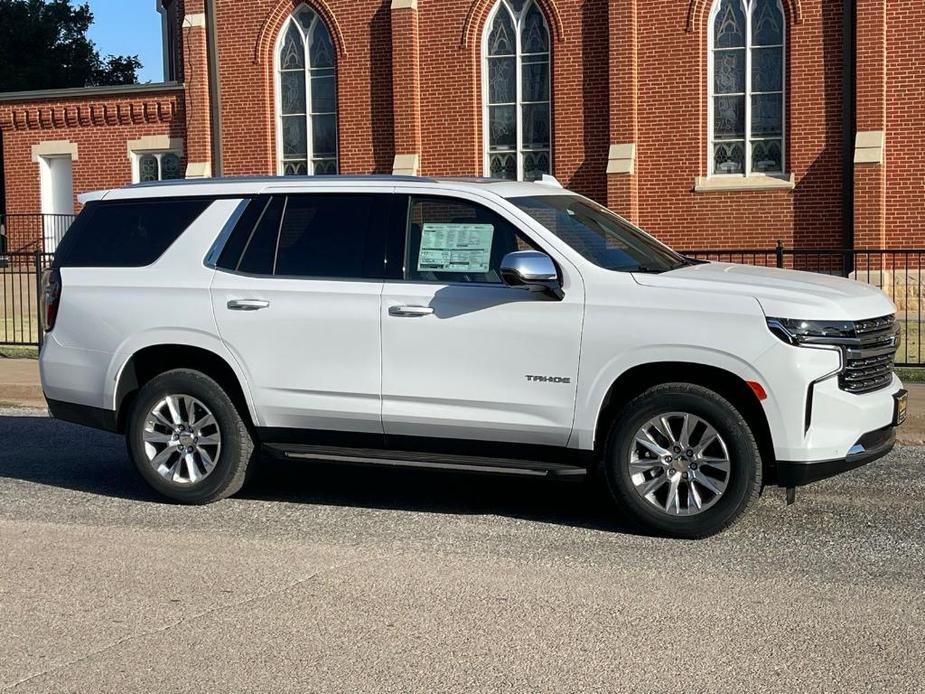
[510, 195, 685, 273]
[274, 194, 391, 279]
[405, 196, 534, 284]
[54, 199, 211, 268]
[237, 196, 284, 275]
[216, 197, 268, 270]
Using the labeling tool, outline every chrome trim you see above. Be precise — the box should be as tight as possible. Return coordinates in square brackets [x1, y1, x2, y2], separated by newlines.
[500, 250, 558, 281]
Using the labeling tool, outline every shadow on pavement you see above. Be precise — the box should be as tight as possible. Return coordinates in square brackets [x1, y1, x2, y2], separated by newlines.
[0, 415, 641, 535]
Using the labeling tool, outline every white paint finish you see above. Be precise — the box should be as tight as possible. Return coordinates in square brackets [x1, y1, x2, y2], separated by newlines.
[41, 200, 253, 416]
[381, 282, 584, 445]
[634, 261, 894, 321]
[38, 155, 74, 252]
[211, 274, 384, 432]
[694, 172, 795, 192]
[40, 176, 904, 468]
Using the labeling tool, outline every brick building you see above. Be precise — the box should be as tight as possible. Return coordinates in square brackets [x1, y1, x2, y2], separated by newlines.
[0, 0, 922, 254]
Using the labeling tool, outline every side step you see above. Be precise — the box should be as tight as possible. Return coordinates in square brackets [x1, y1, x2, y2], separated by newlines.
[262, 443, 588, 478]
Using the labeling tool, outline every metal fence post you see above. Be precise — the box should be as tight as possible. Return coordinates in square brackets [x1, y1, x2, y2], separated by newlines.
[34, 250, 44, 349]
[775, 240, 784, 269]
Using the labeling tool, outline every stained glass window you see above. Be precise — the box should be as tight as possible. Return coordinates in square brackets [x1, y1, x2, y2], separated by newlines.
[483, 0, 551, 182]
[139, 154, 159, 183]
[277, 7, 338, 176]
[135, 151, 183, 183]
[710, 0, 784, 175]
[161, 153, 181, 180]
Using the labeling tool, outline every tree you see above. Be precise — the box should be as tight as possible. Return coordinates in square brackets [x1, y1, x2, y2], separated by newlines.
[0, 0, 142, 93]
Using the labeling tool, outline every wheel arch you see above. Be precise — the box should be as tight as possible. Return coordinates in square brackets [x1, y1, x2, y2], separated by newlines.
[593, 362, 776, 478]
[113, 344, 257, 434]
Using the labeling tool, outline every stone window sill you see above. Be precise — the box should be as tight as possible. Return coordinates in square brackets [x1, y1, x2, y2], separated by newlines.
[694, 173, 795, 193]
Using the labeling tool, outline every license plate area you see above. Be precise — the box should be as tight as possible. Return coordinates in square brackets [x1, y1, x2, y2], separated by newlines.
[894, 389, 908, 426]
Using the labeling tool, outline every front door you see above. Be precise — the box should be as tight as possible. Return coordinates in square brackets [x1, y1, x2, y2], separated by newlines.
[380, 193, 584, 447]
[211, 191, 393, 434]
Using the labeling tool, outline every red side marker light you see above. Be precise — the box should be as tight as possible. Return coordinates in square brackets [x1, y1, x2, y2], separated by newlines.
[747, 381, 768, 401]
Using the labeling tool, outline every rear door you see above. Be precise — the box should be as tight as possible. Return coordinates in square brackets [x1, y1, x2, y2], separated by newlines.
[380, 191, 585, 447]
[210, 189, 395, 434]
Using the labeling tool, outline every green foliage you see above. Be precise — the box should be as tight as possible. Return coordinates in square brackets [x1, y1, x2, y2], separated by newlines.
[0, 0, 142, 92]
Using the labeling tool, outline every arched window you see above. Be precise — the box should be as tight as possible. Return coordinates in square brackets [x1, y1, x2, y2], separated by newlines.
[709, 0, 785, 176]
[276, 6, 337, 176]
[482, 0, 551, 181]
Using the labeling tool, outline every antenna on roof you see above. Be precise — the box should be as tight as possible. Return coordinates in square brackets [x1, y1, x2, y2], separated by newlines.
[539, 174, 563, 188]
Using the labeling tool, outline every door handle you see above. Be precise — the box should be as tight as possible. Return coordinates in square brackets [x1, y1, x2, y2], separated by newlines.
[227, 299, 270, 311]
[389, 305, 434, 317]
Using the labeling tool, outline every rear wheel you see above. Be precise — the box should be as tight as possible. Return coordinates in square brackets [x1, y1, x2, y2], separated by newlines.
[602, 383, 761, 538]
[126, 369, 255, 504]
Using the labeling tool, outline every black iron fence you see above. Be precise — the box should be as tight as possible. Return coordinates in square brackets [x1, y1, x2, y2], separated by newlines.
[0, 251, 54, 347]
[683, 242, 925, 366]
[0, 213, 76, 254]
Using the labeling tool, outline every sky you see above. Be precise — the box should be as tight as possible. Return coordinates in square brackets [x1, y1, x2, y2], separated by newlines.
[85, 0, 164, 83]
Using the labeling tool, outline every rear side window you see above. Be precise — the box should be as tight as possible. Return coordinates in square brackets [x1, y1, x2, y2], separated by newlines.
[217, 194, 394, 280]
[54, 198, 211, 268]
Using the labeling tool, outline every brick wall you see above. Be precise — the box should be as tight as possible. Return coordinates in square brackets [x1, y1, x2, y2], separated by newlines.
[627, 0, 844, 250]
[216, 0, 395, 176]
[0, 88, 185, 250]
[212, 0, 845, 249]
[884, 1, 925, 249]
[0, 0, 923, 252]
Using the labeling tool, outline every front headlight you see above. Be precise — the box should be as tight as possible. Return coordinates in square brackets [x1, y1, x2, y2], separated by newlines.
[766, 317, 856, 346]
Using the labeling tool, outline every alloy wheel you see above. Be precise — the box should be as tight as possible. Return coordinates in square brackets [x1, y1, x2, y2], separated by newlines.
[628, 411, 731, 516]
[142, 394, 222, 485]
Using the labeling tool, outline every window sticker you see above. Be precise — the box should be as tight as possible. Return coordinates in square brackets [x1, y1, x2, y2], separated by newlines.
[417, 223, 495, 273]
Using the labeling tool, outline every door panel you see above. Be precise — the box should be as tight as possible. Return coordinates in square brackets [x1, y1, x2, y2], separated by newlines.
[212, 274, 383, 432]
[381, 283, 582, 445]
[380, 193, 584, 446]
[210, 191, 394, 433]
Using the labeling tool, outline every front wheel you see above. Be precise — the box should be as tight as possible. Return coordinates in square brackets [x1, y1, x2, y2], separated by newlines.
[126, 368, 255, 504]
[602, 383, 762, 538]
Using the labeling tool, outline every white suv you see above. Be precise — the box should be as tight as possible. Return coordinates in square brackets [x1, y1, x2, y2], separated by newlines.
[39, 176, 907, 537]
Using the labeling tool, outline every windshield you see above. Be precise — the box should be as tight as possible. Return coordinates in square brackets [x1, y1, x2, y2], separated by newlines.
[510, 195, 687, 273]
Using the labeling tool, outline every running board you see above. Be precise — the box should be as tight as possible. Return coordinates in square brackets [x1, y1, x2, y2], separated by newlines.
[262, 443, 588, 478]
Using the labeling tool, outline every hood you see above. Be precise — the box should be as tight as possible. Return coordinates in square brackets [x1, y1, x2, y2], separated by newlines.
[633, 262, 895, 321]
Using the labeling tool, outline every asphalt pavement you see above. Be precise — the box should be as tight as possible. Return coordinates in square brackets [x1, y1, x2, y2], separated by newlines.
[1, 410, 924, 693]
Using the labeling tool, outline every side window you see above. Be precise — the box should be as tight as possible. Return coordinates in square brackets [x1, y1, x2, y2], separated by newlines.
[404, 196, 534, 284]
[216, 197, 269, 270]
[217, 194, 392, 279]
[237, 196, 284, 275]
[274, 194, 390, 278]
[54, 198, 211, 268]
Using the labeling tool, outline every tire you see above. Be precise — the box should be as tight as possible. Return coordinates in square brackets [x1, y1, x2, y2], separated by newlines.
[602, 383, 761, 539]
[126, 368, 255, 504]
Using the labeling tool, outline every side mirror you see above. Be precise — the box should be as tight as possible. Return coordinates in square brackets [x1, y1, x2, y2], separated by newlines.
[500, 250, 563, 300]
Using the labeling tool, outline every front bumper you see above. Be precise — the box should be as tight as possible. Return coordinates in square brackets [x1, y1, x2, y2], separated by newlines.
[775, 425, 896, 487]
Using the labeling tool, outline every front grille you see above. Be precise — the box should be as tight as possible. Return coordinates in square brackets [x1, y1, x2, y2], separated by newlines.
[838, 314, 898, 394]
